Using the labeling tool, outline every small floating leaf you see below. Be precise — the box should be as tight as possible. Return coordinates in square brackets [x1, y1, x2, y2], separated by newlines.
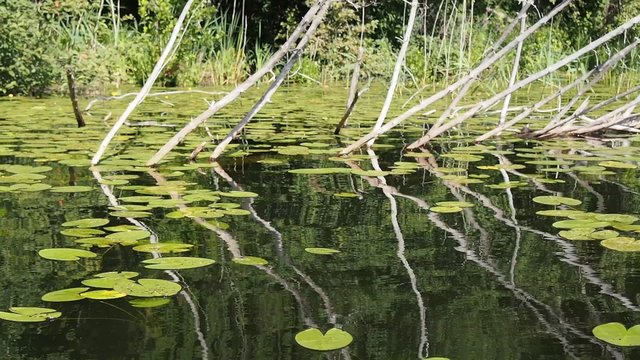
[133, 243, 193, 254]
[351, 169, 390, 177]
[305, 248, 340, 255]
[0, 307, 61, 323]
[129, 298, 171, 308]
[42, 287, 90, 302]
[105, 230, 150, 242]
[114, 278, 182, 298]
[295, 328, 353, 351]
[142, 257, 215, 270]
[60, 228, 105, 237]
[38, 248, 97, 261]
[594, 214, 638, 224]
[50, 185, 93, 193]
[105, 225, 141, 232]
[289, 168, 351, 175]
[430, 206, 463, 213]
[589, 230, 620, 240]
[598, 161, 637, 169]
[592, 322, 640, 346]
[80, 290, 127, 300]
[62, 218, 109, 228]
[109, 211, 152, 218]
[601, 237, 640, 252]
[219, 191, 258, 198]
[533, 196, 582, 206]
[558, 229, 594, 240]
[536, 210, 586, 217]
[435, 201, 474, 208]
[552, 220, 609, 229]
[334, 192, 359, 198]
[232, 256, 268, 266]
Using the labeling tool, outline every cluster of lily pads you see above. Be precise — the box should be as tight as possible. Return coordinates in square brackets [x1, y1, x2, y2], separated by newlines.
[533, 196, 640, 251]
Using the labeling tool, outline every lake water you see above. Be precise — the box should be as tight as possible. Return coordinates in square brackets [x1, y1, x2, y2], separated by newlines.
[1, 85, 640, 359]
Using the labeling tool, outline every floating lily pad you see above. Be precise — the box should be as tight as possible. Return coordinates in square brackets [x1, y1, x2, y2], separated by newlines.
[598, 161, 637, 169]
[222, 208, 251, 216]
[430, 206, 463, 213]
[80, 290, 127, 300]
[232, 256, 269, 266]
[105, 230, 150, 242]
[60, 228, 105, 237]
[75, 237, 119, 248]
[4, 165, 52, 174]
[109, 210, 152, 218]
[533, 196, 582, 206]
[0, 307, 61, 323]
[41, 287, 90, 302]
[129, 298, 171, 308]
[50, 185, 94, 193]
[38, 248, 97, 261]
[589, 230, 620, 240]
[594, 214, 638, 224]
[334, 192, 360, 198]
[218, 191, 259, 198]
[536, 210, 586, 217]
[295, 328, 353, 351]
[114, 278, 182, 298]
[558, 228, 594, 240]
[601, 237, 640, 252]
[592, 322, 640, 346]
[142, 257, 216, 269]
[552, 220, 609, 229]
[62, 218, 110, 228]
[435, 201, 474, 208]
[105, 225, 141, 232]
[305, 248, 340, 255]
[289, 168, 351, 175]
[351, 169, 390, 177]
[610, 223, 640, 232]
[133, 243, 193, 254]
[9, 183, 52, 192]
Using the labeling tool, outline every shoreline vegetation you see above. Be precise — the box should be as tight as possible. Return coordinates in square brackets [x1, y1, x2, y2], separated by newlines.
[1, 0, 639, 97]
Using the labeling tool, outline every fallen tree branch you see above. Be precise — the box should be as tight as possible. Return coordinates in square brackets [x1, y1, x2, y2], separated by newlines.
[65, 67, 86, 127]
[91, 0, 197, 165]
[146, 0, 331, 166]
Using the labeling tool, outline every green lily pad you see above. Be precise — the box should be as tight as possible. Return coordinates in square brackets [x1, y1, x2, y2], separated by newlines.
[430, 206, 463, 213]
[75, 237, 119, 248]
[598, 161, 637, 169]
[558, 228, 595, 240]
[105, 230, 150, 242]
[592, 322, 640, 346]
[109, 211, 152, 218]
[119, 195, 162, 203]
[113, 278, 182, 298]
[4, 165, 52, 174]
[128, 298, 171, 308]
[601, 237, 640, 252]
[80, 290, 127, 300]
[142, 257, 216, 269]
[9, 183, 52, 192]
[351, 169, 390, 177]
[552, 220, 609, 229]
[305, 248, 340, 255]
[295, 328, 353, 351]
[232, 256, 269, 266]
[0, 307, 61, 323]
[62, 218, 110, 228]
[289, 168, 352, 175]
[60, 228, 105, 237]
[133, 243, 193, 254]
[536, 210, 586, 217]
[38, 248, 97, 261]
[589, 230, 620, 240]
[50, 185, 94, 193]
[435, 201, 474, 208]
[334, 192, 360, 198]
[105, 225, 141, 232]
[218, 191, 259, 198]
[41, 287, 90, 302]
[533, 196, 582, 206]
[594, 214, 638, 224]
[610, 223, 640, 232]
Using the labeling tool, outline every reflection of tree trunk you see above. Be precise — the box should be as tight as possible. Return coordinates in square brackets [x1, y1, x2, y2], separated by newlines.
[91, 168, 211, 360]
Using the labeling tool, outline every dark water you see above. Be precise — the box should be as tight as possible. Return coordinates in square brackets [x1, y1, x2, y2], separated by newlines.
[1, 86, 640, 359]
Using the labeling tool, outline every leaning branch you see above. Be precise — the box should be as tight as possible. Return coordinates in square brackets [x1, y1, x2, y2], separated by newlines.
[91, 0, 196, 165]
[146, 0, 330, 166]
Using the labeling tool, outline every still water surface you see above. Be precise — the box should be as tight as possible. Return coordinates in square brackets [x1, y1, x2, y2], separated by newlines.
[1, 86, 640, 359]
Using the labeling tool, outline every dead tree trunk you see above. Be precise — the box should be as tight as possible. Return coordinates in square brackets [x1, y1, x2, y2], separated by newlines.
[335, 47, 365, 135]
[146, 0, 331, 166]
[65, 67, 85, 128]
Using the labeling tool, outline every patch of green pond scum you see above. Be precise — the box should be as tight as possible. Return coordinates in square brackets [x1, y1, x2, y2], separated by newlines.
[2, 89, 640, 359]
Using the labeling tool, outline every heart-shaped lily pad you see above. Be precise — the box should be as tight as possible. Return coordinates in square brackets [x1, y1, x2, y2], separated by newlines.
[114, 278, 182, 298]
[41, 287, 90, 302]
[592, 322, 640, 346]
[0, 307, 62, 322]
[533, 196, 582, 206]
[38, 248, 97, 261]
[133, 243, 193, 254]
[600, 237, 640, 252]
[295, 328, 353, 351]
[80, 290, 127, 300]
[305, 248, 340, 255]
[142, 257, 215, 269]
[62, 218, 109, 228]
[232, 256, 269, 266]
